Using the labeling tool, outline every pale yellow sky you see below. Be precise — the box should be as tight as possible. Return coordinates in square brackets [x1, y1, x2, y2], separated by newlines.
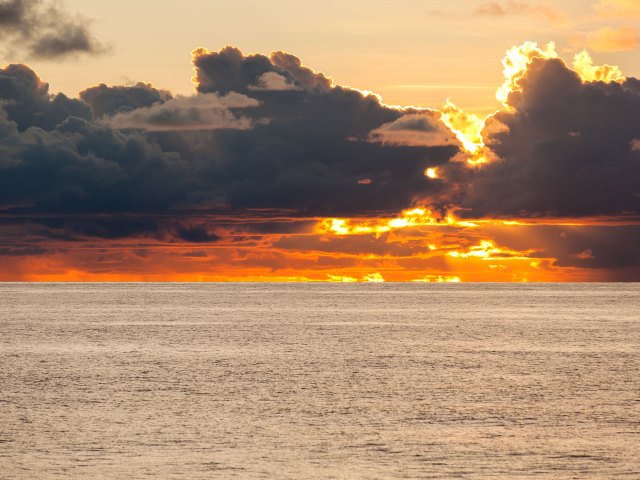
[4, 0, 639, 113]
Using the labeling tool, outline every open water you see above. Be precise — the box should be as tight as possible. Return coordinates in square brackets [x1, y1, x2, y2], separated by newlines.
[1, 283, 639, 479]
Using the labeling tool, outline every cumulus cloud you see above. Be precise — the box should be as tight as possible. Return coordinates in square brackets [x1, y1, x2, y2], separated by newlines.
[454, 56, 640, 217]
[1, 43, 639, 282]
[0, 0, 108, 59]
[186, 46, 455, 214]
[0, 63, 92, 130]
[0, 64, 193, 225]
[0, 50, 457, 242]
[192, 46, 333, 95]
[80, 83, 173, 118]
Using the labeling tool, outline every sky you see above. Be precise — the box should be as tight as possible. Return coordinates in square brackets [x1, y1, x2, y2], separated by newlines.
[14, 0, 640, 112]
[0, 0, 639, 281]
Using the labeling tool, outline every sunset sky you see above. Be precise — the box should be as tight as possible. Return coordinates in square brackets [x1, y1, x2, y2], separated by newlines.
[1, 0, 639, 281]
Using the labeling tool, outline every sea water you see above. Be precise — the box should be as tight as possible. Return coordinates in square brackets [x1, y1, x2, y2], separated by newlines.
[1, 283, 639, 479]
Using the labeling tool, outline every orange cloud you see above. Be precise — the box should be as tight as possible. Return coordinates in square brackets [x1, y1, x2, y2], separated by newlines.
[475, 1, 568, 24]
[3, 217, 637, 283]
[595, 0, 640, 18]
[583, 26, 639, 52]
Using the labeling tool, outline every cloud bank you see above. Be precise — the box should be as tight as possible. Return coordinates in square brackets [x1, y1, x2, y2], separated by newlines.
[0, 42, 639, 279]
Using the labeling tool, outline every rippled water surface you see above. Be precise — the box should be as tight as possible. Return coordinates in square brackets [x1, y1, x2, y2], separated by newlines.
[1, 283, 639, 479]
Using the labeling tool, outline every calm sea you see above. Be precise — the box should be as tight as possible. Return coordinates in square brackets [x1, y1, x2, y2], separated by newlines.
[1, 283, 639, 479]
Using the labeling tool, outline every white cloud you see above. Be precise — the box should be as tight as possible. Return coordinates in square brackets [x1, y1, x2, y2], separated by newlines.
[250, 72, 302, 91]
[105, 93, 259, 131]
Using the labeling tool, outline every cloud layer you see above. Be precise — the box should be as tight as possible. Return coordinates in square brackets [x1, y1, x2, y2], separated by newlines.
[0, 43, 639, 279]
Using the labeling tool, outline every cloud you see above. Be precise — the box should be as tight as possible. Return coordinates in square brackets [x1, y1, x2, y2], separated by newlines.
[0, 64, 194, 225]
[174, 224, 220, 243]
[186, 46, 455, 214]
[1, 44, 640, 281]
[80, 83, 173, 118]
[0, 0, 108, 59]
[369, 112, 459, 147]
[104, 93, 259, 131]
[475, 1, 530, 15]
[583, 26, 639, 52]
[453, 55, 640, 217]
[0, 63, 92, 130]
[0, 51, 458, 242]
[485, 224, 640, 274]
[250, 72, 302, 91]
[595, 0, 640, 18]
[192, 46, 333, 94]
[474, 1, 566, 23]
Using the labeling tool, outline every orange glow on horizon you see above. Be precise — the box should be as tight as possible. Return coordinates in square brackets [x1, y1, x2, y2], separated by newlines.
[316, 208, 479, 237]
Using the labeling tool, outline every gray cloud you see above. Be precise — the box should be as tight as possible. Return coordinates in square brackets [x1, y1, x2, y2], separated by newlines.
[0, 54, 457, 242]
[454, 56, 640, 218]
[0, 0, 108, 60]
[104, 93, 259, 132]
[369, 112, 459, 147]
[80, 83, 173, 118]
[1, 46, 640, 278]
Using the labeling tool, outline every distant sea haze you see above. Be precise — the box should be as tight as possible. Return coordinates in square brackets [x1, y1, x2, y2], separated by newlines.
[1, 283, 639, 479]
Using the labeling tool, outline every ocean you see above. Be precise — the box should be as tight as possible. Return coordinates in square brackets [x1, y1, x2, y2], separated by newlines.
[1, 283, 639, 479]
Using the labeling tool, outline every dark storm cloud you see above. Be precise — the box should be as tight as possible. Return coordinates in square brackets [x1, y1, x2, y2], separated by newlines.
[174, 225, 220, 243]
[80, 83, 173, 118]
[177, 46, 456, 214]
[0, 64, 92, 130]
[3, 42, 639, 281]
[192, 46, 332, 94]
[0, 215, 221, 245]
[456, 56, 640, 217]
[0, 65, 194, 227]
[0, 0, 107, 59]
[0, 49, 456, 243]
[0, 246, 49, 256]
[0, 113, 192, 215]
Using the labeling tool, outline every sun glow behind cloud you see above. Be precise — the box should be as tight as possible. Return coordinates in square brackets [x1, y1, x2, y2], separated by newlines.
[432, 41, 629, 171]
